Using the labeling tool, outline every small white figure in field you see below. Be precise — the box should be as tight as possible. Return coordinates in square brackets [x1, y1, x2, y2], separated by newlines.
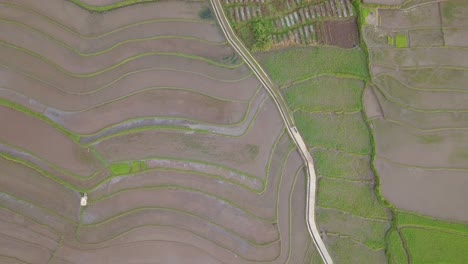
[81, 193, 88, 206]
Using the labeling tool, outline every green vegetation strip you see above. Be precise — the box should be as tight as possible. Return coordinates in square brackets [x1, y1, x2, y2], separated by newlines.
[258, 46, 369, 86]
[317, 178, 389, 220]
[295, 112, 372, 155]
[283, 76, 364, 113]
[396, 211, 468, 234]
[313, 149, 372, 181]
[401, 227, 467, 264]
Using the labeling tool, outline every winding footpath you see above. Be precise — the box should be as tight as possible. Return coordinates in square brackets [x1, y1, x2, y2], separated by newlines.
[209, 1, 334, 263]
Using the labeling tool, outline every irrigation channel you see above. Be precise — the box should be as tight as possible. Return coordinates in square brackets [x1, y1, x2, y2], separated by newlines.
[209, 0, 334, 263]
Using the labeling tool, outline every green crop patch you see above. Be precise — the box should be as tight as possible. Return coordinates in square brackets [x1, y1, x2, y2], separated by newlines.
[109, 163, 131, 176]
[317, 208, 389, 250]
[313, 149, 373, 181]
[402, 228, 468, 264]
[317, 178, 389, 219]
[295, 112, 372, 154]
[283, 77, 364, 113]
[387, 36, 394, 46]
[387, 229, 408, 264]
[257, 46, 369, 86]
[361, 7, 375, 25]
[233, 18, 274, 51]
[327, 235, 387, 263]
[395, 34, 408, 48]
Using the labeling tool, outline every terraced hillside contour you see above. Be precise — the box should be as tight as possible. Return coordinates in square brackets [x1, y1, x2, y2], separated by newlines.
[0, 0, 320, 263]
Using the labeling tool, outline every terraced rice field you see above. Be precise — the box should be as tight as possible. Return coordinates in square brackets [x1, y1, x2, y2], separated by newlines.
[223, 0, 359, 49]
[361, 0, 468, 262]
[0, 0, 320, 263]
[257, 45, 393, 263]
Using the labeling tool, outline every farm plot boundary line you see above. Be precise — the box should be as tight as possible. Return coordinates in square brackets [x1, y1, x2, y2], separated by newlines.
[210, 0, 334, 263]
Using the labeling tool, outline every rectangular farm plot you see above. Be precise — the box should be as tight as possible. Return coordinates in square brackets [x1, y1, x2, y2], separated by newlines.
[0, 157, 80, 221]
[283, 76, 364, 113]
[374, 88, 468, 130]
[372, 67, 468, 92]
[443, 28, 468, 47]
[0, 106, 102, 176]
[317, 177, 389, 219]
[369, 47, 468, 68]
[316, 207, 390, 250]
[325, 234, 388, 264]
[295, 111, 372, 154]
[441, 1, 468, 27]
[372, 119, 468, 168]
[312, 148, 374, 181]
[378, 3, 441, 29]
[374, 157, 468, 221]
[374, 74, 468, 111]
[257, 46, 369, 85]
[94, 97, 285, 179]
[401, 228, 468, 264]
[409, 28, 444, 47]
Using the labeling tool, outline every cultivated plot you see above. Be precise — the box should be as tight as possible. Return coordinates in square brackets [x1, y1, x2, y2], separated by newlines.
[361, 0, 468, 262]
[0, 0, 317, 263]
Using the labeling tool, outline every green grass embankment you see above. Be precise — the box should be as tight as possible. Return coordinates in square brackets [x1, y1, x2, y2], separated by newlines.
[258, 44, 392, 262]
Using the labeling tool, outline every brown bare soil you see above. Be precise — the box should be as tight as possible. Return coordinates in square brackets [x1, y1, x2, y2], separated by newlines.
[0, 232, 52, 264]
[0, 0, 314, 262]
[370, 47, 468, 68]
[373, 88, 468, 130]
[0, 59, 256, 111]
[363, 85, 383, 119]
[374, 75, 468, 110]
[48, 89, 250, 134]
[0, 157, 80, 221]
[56, 240, 223, 264]
[441, 1, 468, 27]
[378, 3, 441, 29]
[0, 106, 102, 175]
[371, 65, 468, 91]
[2, 28, 233, 73]
[4, 0, 207, 34]
[95, 98, 285, 177]
[375, 157, 468, 221]
[323, 19, 359, 48]
[409, 28, 444, 47]
[373, 119, 468, 168]
[443, 28, 468, 47]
